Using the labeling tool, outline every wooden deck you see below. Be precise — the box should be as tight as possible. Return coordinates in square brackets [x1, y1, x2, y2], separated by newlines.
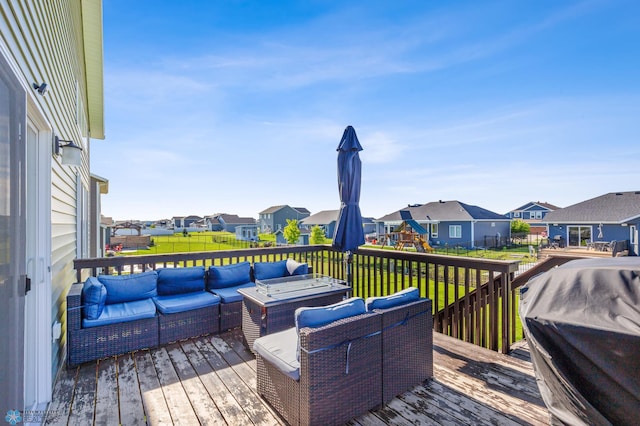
[44, 330, 549, 425]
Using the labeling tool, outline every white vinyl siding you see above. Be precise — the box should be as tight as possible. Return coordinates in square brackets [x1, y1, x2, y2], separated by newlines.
[1, 0, 102, 378]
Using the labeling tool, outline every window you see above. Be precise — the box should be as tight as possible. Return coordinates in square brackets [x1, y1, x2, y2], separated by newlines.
[514, 212, 521, 218]
[534, 211, 543, 219]
[449, 225, 462, 238]
[430, 223, 438, 238]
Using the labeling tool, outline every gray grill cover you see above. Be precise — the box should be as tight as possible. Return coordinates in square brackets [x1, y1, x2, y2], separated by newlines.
[519, 257, 640, 426]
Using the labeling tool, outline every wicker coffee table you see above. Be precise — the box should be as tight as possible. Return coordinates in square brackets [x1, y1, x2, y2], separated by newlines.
[238, 273, 351, 351]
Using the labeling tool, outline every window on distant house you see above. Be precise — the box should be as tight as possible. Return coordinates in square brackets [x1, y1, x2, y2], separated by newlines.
[534, 211, 543, 219]
[431, 223, 438, 238]
[449, 225, 462, 238]
[514, 212, 521, 218]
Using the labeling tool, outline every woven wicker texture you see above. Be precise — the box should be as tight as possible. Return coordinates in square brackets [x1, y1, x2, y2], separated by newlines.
[377, 298, 433, 404]
[257, 312, 382, 425]
[67, 283, 159, 367]
[158, 304, 219, 344]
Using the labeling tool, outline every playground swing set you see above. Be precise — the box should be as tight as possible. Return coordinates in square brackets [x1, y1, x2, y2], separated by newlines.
[380, 220, 434, 253]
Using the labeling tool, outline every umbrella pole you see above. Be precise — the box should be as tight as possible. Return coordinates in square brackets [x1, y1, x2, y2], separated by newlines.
[345, 250, 352, 287]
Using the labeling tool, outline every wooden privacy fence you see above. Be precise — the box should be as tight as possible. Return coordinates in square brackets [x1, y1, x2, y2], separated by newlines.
[74, 245, 522, 353]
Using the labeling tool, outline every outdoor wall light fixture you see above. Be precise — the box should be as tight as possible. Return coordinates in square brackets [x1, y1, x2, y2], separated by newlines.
[32, 82, 48, 96]
[54, 136, 83, 166]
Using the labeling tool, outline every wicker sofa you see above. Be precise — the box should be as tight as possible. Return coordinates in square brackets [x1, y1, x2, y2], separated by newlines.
[67, 260, 309, 367]
[254, 297, 382, 426]
[367, 292, 433, 404]
[253, 289, 433, 425]
[67, 266, 220, 367]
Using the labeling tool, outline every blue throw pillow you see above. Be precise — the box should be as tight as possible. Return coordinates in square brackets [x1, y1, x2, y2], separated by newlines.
[98, 271, 158, 304]
[254, 260, 287, 280]
[82, 277, 107, 319]
[208, 261, 251, 289]
[295, 297, 366, 332]
[285, 259, 308, 276]
[366, 287, 420, 311]
[157, 266, 205, 295]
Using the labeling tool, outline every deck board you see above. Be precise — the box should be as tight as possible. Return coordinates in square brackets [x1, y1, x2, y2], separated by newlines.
[134, 351, 173, 425]
[116, 354, 146, 425]
[94, 358, 119, 425]
[48, 331, 549, 425]
[151, 346, 200, 425]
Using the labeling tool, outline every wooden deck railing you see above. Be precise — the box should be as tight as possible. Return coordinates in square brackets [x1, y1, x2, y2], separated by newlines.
[73, 245, 522, 353]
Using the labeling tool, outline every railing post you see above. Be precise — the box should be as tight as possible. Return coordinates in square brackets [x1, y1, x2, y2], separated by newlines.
[502, 271, 512, 354]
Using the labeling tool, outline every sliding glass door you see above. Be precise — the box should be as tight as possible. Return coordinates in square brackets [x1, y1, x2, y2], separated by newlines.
[568, 226, 591, 247]
[0, 50, 26, 416]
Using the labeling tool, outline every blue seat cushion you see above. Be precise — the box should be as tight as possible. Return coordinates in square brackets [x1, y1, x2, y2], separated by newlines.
[153, 291, 221, 314]
[82, 298, 157, 328]
[254, 260, 287, 280]
[98, 271, 158, 304]
[208, 261, 251, 289]
[285, 259, 308, 276]
[366, 287, 420, 311]
[295, 297, 366, 332]
[157, 266, 205, 295]
[253, 328, 300, 381]
[210, 282, 255, 303]
[82, 277, 107, 319]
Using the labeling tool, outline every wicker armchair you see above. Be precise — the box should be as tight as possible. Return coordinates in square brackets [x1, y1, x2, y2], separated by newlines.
[256, 312, 382, 426]
[375, 298, 433, 403]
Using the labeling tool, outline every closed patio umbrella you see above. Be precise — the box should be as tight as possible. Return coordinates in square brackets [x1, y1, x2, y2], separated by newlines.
[332, 125, 365, 286]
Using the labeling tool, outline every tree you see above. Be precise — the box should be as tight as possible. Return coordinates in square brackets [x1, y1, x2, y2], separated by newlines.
[511, 219, 530, 234]
[283, 219, 301, 245]
[310, 225, 326, 245]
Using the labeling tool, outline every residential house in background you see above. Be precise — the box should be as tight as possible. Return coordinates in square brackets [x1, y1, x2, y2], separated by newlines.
[259, 205, 310, 233]
[376, 201, 511, 248]
[171, 216, 185, 228]
[206, 213, 256, 232]
[506, 201, 560, 234]
[362, 217, 376, 236]
[301, 209, 339, 238]
[300, 209, 376, 240]
[543, 191, 640, 255]
[235, 224, 259, 241]
[171, 215, 202, 229]
[1, 0, 105, 414]
[275, 228, 310, 245]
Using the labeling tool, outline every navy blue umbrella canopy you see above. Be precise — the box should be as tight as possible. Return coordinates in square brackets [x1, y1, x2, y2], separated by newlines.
[332, 125, 365, 254]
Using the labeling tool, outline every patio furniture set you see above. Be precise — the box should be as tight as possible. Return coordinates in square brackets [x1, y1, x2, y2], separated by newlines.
[253, 288, 433, 425]
[67, 258, 308, 367]
[68, 259, 434, 424]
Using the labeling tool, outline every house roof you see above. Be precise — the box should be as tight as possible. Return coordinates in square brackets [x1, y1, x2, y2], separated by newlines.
[293, 207, 310, 215]
[301, 210, 339, 225]
[260, 205, 287, 214]
[81, 0, 104, 139]
[90, 173, 109, 194]
[377, 200, 507, 222]
[218, 214, 256, 224]
[511, 201, 561, 212]
[543, 191, 640, 223]
[259, 205, 310, 215]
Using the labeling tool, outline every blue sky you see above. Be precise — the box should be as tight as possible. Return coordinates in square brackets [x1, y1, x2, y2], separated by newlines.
[94, 0, 640, 221]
